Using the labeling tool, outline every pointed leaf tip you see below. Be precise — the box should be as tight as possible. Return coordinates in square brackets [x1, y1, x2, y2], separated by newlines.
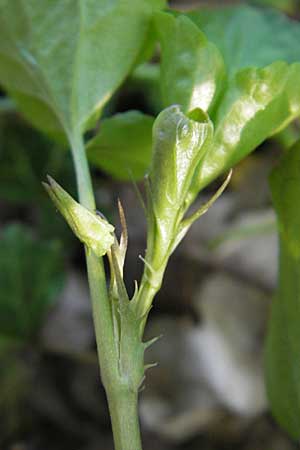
[44, 176, 114, 257]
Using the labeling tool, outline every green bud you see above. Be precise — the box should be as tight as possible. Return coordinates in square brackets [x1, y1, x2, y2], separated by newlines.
[43, 176, 114, 257]
[148, 105, 213, 257]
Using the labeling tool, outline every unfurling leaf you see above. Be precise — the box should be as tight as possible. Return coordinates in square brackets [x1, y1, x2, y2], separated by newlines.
[147, 105, 213, 266]
[150, 106, 212, 222]
[44, 176, 114, 257]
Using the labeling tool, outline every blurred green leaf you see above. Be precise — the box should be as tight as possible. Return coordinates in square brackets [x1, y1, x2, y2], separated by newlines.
[0, 224, 64, 342]
[0, 114, 73, 204]
[155, 12, 225, 113]
[269, 141, 300, 260]
[0, 0, 165, 138]
[266, 141, 300, 439]
[87, 111, 154, 180]
[186, 5, 300, 78]
[191, 61, 300, 194]
[0, 346, 32, 441]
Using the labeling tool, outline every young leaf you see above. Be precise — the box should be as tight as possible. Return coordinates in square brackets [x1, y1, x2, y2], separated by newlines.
[44, 176, 114, 257]
[186, 5, 300, 78]
[86, 111, 154, 181]
[266, 141, 300, 440]
[148, 105, 213, 265]
[0, 225, 64, 342]
[190, 61, 300, 195]
[0, 0, 165, 138]
[155, 12, 225, 113]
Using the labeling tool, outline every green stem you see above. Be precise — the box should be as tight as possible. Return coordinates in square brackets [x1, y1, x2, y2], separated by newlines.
[70, 133, 96, 209]
[108, 388, 142, 450]
[136, 268, 163, 319]
[70, 132, 142, 450]
[135, 257, 167, 333]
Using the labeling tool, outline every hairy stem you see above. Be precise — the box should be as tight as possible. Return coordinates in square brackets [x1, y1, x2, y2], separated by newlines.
[70, 132, 142, 450]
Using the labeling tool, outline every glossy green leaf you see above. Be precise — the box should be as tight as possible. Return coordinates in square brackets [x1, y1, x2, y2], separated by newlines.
[190, 61, 300, 196]
[186, 5, 300, 78]
[0, 0, 165, 138]
[266, 141, 300, 439]
[0, 224, 64, 342]
[155, 12, 225, 113]
[87, 111, 154, 181]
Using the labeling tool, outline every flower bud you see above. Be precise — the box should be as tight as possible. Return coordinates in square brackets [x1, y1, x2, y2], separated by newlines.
[43, 176, 114, 257]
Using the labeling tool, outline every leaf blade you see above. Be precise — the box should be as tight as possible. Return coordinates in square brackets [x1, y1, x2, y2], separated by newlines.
[155, 12, 225, 113]
[192, 61, 300, 194]
[186, 4, 300, 78]
[0, 0, 164, 137]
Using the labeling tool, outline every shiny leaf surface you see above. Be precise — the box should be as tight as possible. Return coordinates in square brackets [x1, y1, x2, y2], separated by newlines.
[155, 12, 225, 113]
[191, 61, 300, 195]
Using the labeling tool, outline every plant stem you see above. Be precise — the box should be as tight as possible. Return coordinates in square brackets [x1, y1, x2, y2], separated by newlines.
[108, 388, 142, 450]
[136, 267, 163, 320]
[70, 132, 96, 209]
[70, 131, 142, 450]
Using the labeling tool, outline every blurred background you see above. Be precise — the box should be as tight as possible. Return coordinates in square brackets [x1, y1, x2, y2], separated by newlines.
[1, 0, 300, 449]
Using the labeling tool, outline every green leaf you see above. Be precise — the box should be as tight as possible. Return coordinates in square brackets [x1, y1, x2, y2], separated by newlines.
[186, 5, 300, 78]
[0, 224, 64, 342]
[0, 113, 72, 204]
[266, 141, 300, 439]
[155, 12, 225, 113]
[0, 0, 165, 138]
[191, 61, 300, 194]
[87, 111, 154, 180]
[269, 141, 300, 259]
